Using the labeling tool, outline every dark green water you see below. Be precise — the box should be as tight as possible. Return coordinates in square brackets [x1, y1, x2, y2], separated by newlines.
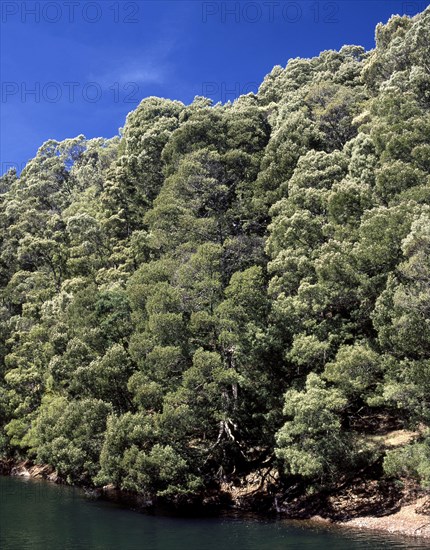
[0, 476, 428, 550]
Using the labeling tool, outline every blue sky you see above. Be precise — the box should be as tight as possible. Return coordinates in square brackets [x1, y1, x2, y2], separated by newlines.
[0, 0, 427, 174]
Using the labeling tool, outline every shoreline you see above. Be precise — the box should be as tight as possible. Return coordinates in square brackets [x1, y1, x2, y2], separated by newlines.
[2, 458, 430, 540]
[340, 498, 430, 539]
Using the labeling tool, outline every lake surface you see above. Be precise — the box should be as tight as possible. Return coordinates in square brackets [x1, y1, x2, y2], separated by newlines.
[0, 476, 428, 550]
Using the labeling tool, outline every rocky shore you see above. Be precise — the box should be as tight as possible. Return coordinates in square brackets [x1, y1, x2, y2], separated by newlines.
[341, 498, 430, 539]
[2, 458, 430, 540]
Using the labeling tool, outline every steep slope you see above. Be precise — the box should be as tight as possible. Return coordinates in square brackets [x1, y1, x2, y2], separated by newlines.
[0, 8, 429, 514]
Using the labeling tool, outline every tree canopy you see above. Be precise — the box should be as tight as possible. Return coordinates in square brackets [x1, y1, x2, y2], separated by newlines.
[1, 7, 430, 505]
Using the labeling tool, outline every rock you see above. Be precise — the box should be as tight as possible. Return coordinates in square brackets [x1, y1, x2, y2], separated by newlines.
[310, 515, 331, 524]
[47, 471, 60, 483]
[10, 461, 31, 477]
[9, 461, 56, 480]
[28, 464, 53, 478]
[84, 487, 102, 500]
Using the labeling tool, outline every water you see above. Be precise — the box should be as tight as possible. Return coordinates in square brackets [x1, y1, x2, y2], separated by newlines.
[0, 476, 428, 550]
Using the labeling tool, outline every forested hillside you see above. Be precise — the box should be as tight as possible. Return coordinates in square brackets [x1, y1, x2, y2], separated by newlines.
[1, 8, 430, 508]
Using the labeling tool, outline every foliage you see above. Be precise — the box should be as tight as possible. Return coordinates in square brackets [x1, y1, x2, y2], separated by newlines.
[1, 7, 430, 498]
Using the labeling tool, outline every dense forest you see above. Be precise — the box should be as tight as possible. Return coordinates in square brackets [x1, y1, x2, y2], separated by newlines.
[1, 8, 430, 509]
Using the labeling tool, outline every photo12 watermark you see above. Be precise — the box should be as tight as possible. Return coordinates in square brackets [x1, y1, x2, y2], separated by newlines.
[1, 161, 27, 176]
[0, 478, 81, 503]
[1, 81, 141, 104]
[1, 1, 140, 24]
[202, 81, 259, 103]
[201, 1, 340, 24]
